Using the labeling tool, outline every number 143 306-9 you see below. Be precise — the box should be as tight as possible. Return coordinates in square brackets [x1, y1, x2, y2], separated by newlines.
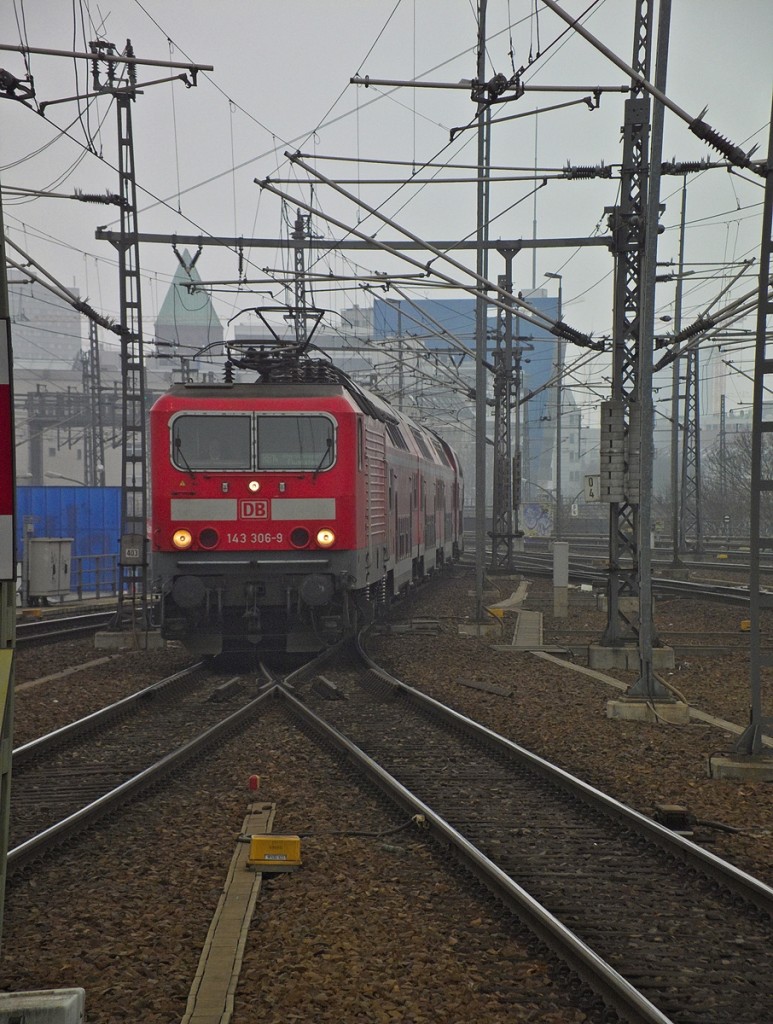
[227, 531, 284, 545]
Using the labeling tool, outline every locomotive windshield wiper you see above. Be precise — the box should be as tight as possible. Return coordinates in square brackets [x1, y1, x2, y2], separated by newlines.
[311, 438, 332, 480]
[175, 436, 196, 478]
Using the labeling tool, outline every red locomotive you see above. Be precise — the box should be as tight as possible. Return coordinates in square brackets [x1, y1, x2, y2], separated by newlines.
[149, 346, 464, 656]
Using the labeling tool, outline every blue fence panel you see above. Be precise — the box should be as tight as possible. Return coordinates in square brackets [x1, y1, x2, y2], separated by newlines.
[16, 487, 121, 558]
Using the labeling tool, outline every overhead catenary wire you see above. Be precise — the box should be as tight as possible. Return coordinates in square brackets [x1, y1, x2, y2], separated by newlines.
[362, 281, 487, 373]
[0, 38, 268, 290]
[7, 4, 769, 395]
[295, 152, 578, 172]
[0, 42, 268, 291]
[255, 171, 601, 350]
[12, 39, 700, 364]
[260, 173, 564, 185]
[538, 0, 763, 174]
[3, 210, 186, 320]
[110, 0, 578, 228]
[268, 152, 602, 348]
[5, 234, 120, 334]
[655, 275, 773, 371]
[121, 0, 447, 223]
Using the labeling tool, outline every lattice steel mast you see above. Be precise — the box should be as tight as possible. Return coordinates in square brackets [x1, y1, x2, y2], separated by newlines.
[538, 2, 763, 670]
[474, 0, 491, 612]
[491, 253, 520, 570]
[719, 393, 727, 502]
[90, 41, 149, 623]
[600, 0, 654, 648]
[668, 174, 702, 554]
[679, 346, 702, 551]
[87, 40, 209, 628]
[291, 209, 311, 347]
[737, 93, 773, 757]
[83, 318, 106, 487]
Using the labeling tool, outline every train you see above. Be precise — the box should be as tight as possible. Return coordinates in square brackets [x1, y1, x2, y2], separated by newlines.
[149, 345, 464, 656]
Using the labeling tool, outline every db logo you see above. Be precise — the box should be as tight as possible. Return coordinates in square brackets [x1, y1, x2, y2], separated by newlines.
[240, 500, 268, 519]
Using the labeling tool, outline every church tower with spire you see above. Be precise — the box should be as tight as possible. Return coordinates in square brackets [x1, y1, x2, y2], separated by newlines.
[153, 249, 223, 379]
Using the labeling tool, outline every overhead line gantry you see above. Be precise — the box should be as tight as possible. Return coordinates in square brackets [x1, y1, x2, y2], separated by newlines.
[2, 37, 212, 634]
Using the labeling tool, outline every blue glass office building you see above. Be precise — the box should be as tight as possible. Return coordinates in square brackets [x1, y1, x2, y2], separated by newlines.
[372, 292, 561, 495]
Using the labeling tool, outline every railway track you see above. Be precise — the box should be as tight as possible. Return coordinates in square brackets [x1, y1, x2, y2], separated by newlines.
[509, 536, 773, 572]
[274, 641, 773, 1024]
[8, 662, 266, 871]
[12, 624, 773, 1021]
[487, 549, 762, 606]
[15, 609, 119, 646]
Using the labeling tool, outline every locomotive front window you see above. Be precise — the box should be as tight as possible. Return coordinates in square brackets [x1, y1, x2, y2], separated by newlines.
[257, 415, 334, 471]
[172, 414, 252, 470]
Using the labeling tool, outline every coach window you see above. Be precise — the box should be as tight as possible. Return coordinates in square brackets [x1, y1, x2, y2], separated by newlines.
[257, 415, 335, 471]
[172, 414, 252, 470]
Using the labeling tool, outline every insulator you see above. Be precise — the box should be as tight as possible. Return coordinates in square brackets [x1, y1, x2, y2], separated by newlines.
[553, 322, 605, 352]
[125, 41, 137, 88]
[673, 316, 717, 343]
[564, 163, 613, 180]
[689, 118, 758, 173]
[74, 190, 124, 206]
[564, 164, 596, 179]
[72, 300, 117, 335]
[661, 159, 712, 175]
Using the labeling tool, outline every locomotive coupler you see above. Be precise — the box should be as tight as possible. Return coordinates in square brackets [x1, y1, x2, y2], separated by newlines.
[243, 608, 261, 644]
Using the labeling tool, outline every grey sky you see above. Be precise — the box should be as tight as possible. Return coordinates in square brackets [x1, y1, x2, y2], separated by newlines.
[1, 0, 770, 408]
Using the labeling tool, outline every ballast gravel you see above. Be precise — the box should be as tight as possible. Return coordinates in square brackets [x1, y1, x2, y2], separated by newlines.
[2, 568, 772, 1023]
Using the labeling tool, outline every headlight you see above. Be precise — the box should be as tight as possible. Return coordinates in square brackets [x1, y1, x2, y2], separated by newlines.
[172, 529, 193, 549]
[316, 528, 336, 548]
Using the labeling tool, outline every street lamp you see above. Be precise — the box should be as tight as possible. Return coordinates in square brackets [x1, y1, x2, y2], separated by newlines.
[545, 272, 563, 538]
[45, 472, 84, 486]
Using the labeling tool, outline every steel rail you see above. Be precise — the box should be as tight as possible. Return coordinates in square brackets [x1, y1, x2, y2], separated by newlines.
[7, 686, 276, 873]
[494, 550, 763, 604]
[276, 683, 673, 1024]
[285, 639, 773, 1017]
[13, 662, 205, 767]
[352, 640, 773, 913]
[15, 610, 118, 646]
